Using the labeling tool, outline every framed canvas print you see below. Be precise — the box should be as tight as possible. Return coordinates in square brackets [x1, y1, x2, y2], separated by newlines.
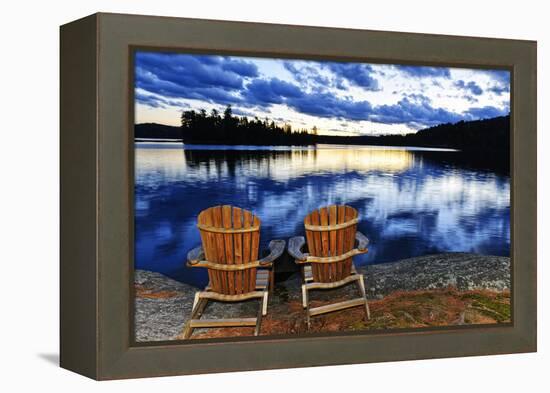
[60, 13, 537, 380]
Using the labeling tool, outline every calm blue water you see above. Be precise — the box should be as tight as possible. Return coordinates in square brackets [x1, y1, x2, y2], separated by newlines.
[134, 143, 510, 287]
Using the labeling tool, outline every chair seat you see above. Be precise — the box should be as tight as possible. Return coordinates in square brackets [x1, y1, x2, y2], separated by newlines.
[256, 269, 270, 289]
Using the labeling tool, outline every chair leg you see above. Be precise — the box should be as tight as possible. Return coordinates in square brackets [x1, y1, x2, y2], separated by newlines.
[255, 296, 264, 336]
[191, 291, 200, 311]
[182, 321, 193, 339]
[303, 285, 311, 329]
[183, 293, 208, 339]
[195, 297, 209, 319]
[262, 290, 269, 316]
[356, 275, 370, 320]
[269, 269, 275, 295]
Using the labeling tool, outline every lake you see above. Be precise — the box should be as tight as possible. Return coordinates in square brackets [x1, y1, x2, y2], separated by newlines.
[134, 143, 510, 287]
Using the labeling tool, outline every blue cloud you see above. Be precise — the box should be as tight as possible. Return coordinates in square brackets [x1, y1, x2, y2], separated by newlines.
[371, 97, 463, 126]
[244, 78, 304, 106]
[136, 53, 247, 90]
[485, 70, 510, 85]
[269, 78, 304, 98]
[488, 85, 510, 95]
[311, 73, 331, 86]
[283, 62, 332, 91]
[462, 95, 479, 103]
[285, 60, 378, 91]
[464, 106, 508, 120]
[286, 93, 373, 120]
[324, 62, 380, 90]
[137, 71, 243, 106]
[232, 108, 257, 117]
[188, 55, 222, 66]
[395, 65, 451, 78]
[283, 62, 311, 84]
[369, 98, 507, 127]
[455, 80, 483, 96]
[405, 93, 432, 103]
[135, 52, 509, 129]
[135, 92, 163, 108]
[334, 77, 346, 90]
[221, 59, 259, 78]
[135, 92, 187, 109]
[482, 70, 510, 96]
[283, 91, 466, 127]
[183, 87, 244, 105]
[244, 79, 284, 105]
[135, 52, 259, 104]
[283, 90, 504, 127]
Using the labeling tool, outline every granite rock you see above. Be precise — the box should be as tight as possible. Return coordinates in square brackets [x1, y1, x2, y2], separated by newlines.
[134, 253, 510, 341]
[361, 253, 510, 297]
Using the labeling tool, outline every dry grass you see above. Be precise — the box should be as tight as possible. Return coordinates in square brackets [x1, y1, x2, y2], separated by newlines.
[186, 287, 510, 339]
[135, 284, 181, 299]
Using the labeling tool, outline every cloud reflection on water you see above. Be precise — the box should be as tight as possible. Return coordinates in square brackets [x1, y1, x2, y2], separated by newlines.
[134, 143, 509, 286]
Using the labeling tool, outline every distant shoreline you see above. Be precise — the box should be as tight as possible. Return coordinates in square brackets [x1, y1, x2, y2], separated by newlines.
[135, 141, 460, 152]
[134, 114, 510, 154]
[135, 138, 182, 143]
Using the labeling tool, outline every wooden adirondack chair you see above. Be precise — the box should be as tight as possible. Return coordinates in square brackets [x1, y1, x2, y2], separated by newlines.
[184, 205, 285, 339]
[288, 205, 370, 329]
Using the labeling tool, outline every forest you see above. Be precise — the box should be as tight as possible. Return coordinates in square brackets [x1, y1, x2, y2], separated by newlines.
[179, 105, 316, 145]
[135, 105, 510, 153]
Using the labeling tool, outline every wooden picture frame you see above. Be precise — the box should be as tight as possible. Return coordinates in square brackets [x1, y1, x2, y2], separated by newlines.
[60, 12, 536, 380]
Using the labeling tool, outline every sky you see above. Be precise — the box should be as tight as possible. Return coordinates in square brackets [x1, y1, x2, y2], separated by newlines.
[134, 51, 510, 136]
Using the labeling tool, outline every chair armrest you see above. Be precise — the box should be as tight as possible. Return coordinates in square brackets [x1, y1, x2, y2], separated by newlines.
[186, 245, 204, 266]
[288, 236, 308, 263]
[259, 240, 286, 267]
[355, 231, 369, 251]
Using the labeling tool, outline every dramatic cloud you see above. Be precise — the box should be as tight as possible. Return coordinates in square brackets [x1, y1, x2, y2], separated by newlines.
[135, 92, 165, 108]
[135, 52, 259, 104]
[488, 85, 510, 95]
[464, 106, 508, 120]
[283, 62, 330, 86]
[244, 78, 304, 106]
[135, 52, 510, 134]
[370, 97, 463, 126]
[286, 93, 373, 121]
[483, 70, 510, 95]
[220, 59, 259, 77]
[324, 63, 380, 90]
[395, 65, 451, 78]
[455, 80, 483, 95]
[485, 69, 510, 85]
[135, 92, 185, 109]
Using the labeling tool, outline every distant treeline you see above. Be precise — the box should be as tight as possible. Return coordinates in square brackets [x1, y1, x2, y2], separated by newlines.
[179, 106, 316, 145]
[135, 123, 184, 140]
[317, 115, 510, 153]
[135, 106, 315, 144]
[135, 105, 510, 153]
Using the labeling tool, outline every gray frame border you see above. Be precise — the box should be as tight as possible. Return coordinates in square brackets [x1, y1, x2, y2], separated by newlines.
[60, 12, 536, 380]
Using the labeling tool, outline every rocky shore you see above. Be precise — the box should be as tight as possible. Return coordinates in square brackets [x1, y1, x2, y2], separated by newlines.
[362, 253, 510, 297]
[134, 253, 510, 342]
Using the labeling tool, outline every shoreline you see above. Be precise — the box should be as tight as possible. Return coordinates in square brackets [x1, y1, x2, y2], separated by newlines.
[134, 252, 510, 342]
[135, 140, 461, 152]
[361, 252, 510, 297]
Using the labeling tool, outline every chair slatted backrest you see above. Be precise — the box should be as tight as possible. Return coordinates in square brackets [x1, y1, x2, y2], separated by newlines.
[304, 205, 358, 283]
[197, 205, 260, 295]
